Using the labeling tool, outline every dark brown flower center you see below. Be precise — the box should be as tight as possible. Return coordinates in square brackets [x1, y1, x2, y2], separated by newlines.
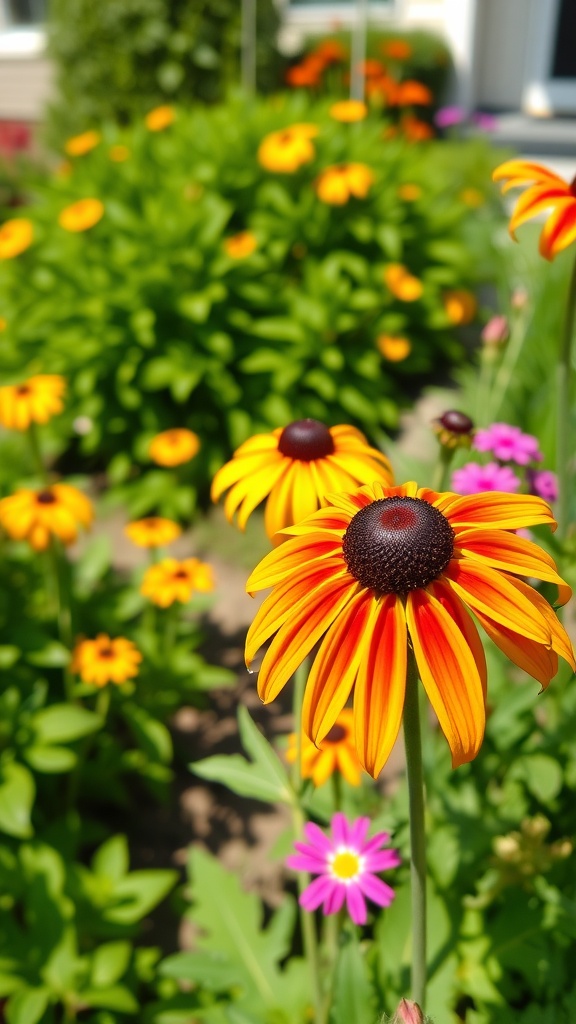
[16, 384, 31, 395]
[36, 490, 57, 505]
[173, 570, 190, 580]
[324, 724, 347, 744]
[98, 646, 115, 659]
[278, 419, 335, 461]
[342, 496, 454, 594]
[439, 410, 474, 434]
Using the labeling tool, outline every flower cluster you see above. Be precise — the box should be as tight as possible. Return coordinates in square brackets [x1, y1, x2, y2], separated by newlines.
[452, 422, 557, 501]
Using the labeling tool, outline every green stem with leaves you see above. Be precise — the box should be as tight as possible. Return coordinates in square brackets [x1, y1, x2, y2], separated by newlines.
[403, 652, 427, 1009]
[50, 543, 75, 703]
[556, 254, 576, 539]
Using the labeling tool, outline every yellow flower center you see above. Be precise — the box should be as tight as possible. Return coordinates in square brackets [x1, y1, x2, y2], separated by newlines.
[331, 851, 360, 880]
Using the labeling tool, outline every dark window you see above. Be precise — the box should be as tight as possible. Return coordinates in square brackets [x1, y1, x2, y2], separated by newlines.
[5, 0, 47, 25]
[552, 0, 576, 79]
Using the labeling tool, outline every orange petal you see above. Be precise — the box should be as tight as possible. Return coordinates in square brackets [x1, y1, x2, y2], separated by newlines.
[538, 197, 576, 260]
[492, 159, 566, 188]
[443, 559, 551, 644]
[429, 580, 487, 698]
[246, 534, 344, 593]
[474, 608, 558, 689]
[455, 528, 571, 605]
[500, 573, 576, 672]
[353, 594, 407, 778]
[446, 492, 557, 533]
[406, 588, 486, 768]
[509, 184, 571, 236]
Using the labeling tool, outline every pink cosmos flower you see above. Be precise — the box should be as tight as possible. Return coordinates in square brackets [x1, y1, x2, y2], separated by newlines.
[481, 315, 509, 346]
[473, 423, 542, 465]
[286, 812, 400, 925]
[451, 461, 521, 495]
[528, 469, 558, 502]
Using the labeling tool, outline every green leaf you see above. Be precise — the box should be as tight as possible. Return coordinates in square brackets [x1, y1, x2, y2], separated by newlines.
[513, 753, 563, 804]
[24, 745, 77, 774]
[0, 646, 20, 669]
[105, 870, 178, 924]
[237, 707, 291, 799]
[6, 987, 50, 1024]
[32, 705, 103, 744]
[92, 835, 129, 882]
[123, 704, 173, 764]
[26, 642, 69, 668]
[331, 934, 376, 1024]
[90, 941, 132, 988]
[160, 950, 242, 991]
[0, 762, 35, 838]
[191, 754, 287, 804]
[81, 985, 139, 1013]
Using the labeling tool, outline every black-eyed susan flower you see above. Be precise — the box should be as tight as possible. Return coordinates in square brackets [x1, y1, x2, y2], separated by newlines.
[149, 428, 200, 467]
[211, 419, 393, 541]
[246, 481, 574, 777]
[258, 125, 318, 173]
[443, 288, 477, 325]
[0, 483, 93, 550]
[59, 199, 104, 233]
[64, 130, 101, 156]
[384, 263, 423, 302]
[329, 100, 367, 123]
[377, 334, 412, 362]
[0, 375, 66, 430]
[315, 163, 374, 205]
[124, 517, 182, 548]
[145, 105, 176, 131]
[71, 634, 142, 686]
[224, 231, 258, 258]
[286, 709, 362, 786]
[141, 557, 214, 607]
[493, 159, 576, 260]
[0, 218, 33, 259]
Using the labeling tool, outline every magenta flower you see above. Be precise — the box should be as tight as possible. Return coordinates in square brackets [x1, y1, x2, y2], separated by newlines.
[451, 461, 521, 495]
[528, 469, 558, 502]
[286, 813, 400, 925]
[481, 315, 509, 346]
[473, 423, 542, 465]
[434, 106, 465, 128]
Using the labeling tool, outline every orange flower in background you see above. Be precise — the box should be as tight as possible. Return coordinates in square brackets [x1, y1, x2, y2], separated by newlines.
[329, 100, 368, 123]
[381, 39, 413, 61]
[443, 289, 477, 325]
[286, 709, 362, 787]
[246, 482, 574, 777]
[64, 130, 101, 156]
[365, 73, 399, 103]
[0, 318, 6, 331]
[0, 375, 66, 430]
[0, 483, 93, 550]
[392, 80, 433, 106]
[359, 58, 386, 78]
[286, 58, 324, 88]
[315, 163, 374, 205]
[59, 199, 104, 233]
[109, 144, 130, 162]
[145, 105, 176, 132]
[149, 428, 200, 467]
[0, 218, 33, 259]
[397, 183, 422, 201]
[124, 517, 182, 548]
[400, 116, 434, 141]
[460, 187, 484, 207]
[141, 557, 215, 607]
[377, 334, 412, 362]
[211, 419, 393, 541]
[258, 125, 317, 173]
[384, 263, 423, 302]
[72, 634, 142, 687]
[224, 231, 258, 258]
[314, 39, 347, 64]
[493, 159, 576, 260]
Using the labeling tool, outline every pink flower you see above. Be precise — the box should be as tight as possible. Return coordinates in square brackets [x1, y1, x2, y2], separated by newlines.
[434, 106, 464, 128]
[528, 469, 558, 502]
[451, 462, 521, 495]
[286, 813, 400, 925]
[481, 315, 509, 346]
[473, 423, 542, 465]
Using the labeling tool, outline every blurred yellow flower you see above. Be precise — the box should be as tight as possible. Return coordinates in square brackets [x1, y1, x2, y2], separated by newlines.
[65, 130, 101, 156]
[443, 288, 477, 325]
[0, 218, 33, 259]
[377, 334, 412, 361]
[72, 634, 142, 687]
[460, 187, 484, 207]
[124, 517, 182, 548]
[141, 557, 215, 607]
[0, 483, 93, 550]
[397, 183, 422, 201]
[149, 428, 200, 467]
[286, 709, 362, 787]
[383, 263, 423, 302]
[316, 163, 374, 205]
[59, 199, 104, 233]
[145, 105, 176, 131]
[0, 318, 7, 332]
[0, 374, 66, 430]
[224, 231, 258, 258]
[329, 100, 367, 123]
[258, 125, 317, 173]
[109, 144, 130, 162]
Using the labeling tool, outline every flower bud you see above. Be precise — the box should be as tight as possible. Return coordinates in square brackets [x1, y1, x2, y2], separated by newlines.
[391, 998, 425, 1024]
[434, 410, 475, 450]
[481, 315, 509, 346]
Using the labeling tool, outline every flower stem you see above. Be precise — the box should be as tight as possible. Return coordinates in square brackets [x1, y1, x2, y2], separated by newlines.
[50, 542, 75, 703]
[487, 304, 528, 423]
[431, 446, 454, 492]
[403, 652, 427, 1009]
[556, 253, 576, 539]
[28, 422, 49, 484]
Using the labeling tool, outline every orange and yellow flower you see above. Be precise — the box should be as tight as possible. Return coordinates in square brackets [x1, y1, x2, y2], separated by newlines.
[0, 375, 66, 430]
[0, 218, 33, 259]
[59, 199, 104, 233]
[397, 183, 422, 202]
[149, 428, 200, 467]
[109, 144, 130, 163]
[391, 81, 433, 106]
[329, 100, 367, 123]
[286, 709, 362, 787]
[315, 163, 374, 205]
[246, 482, 574, 777]
[211, 419, 393, 541]
[381, 39, 412, 61]
[124, 517, 182, 548]
[286, 58, 325, 88]
[492, 159, 576, 260]
[72, 634, 142, 687]
[141, 557, 215, 607]
[145, 105, 176, 132]
[224, 231, 258, 259]
[64, 130, 101, 156]
[400, 116, 434, 141]
[314, 40, 347, 64]
[377, 334, 412, 362]
[0, 483, 93, 550]
[258, 124, 318, 173]
[384, 263, 423, 302]
[443, 288, 477, 325]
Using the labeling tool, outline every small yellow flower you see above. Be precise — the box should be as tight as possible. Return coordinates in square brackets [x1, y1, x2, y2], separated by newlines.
[149, 428, 200, 467]
[329, 100, 367, 123]
[64, 130, 101, 157]
[0, 375, 66, 430]
[0, 318, 6, 332]
[377, 334, 412, 362]
[383, 263, 423, 302]
[258, 125, 317, 173]
[109, 144, 130, 163]
[315, 163, 374, 205]
[443, 289, 477, 325]
[460, 187, 484, 208]
[72, 634, 142, 687]
[124, 517, 182, 548]
[224, 231, 258, 259]
[0, 483, 93, 551]
[141, 557, 215, 607]
[397, 183, 422, 201]
[0, 218, 33, 259]
[145, 105, 176, 132]
[59, 199, 104, 233]
[286, 709, 362, 787]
